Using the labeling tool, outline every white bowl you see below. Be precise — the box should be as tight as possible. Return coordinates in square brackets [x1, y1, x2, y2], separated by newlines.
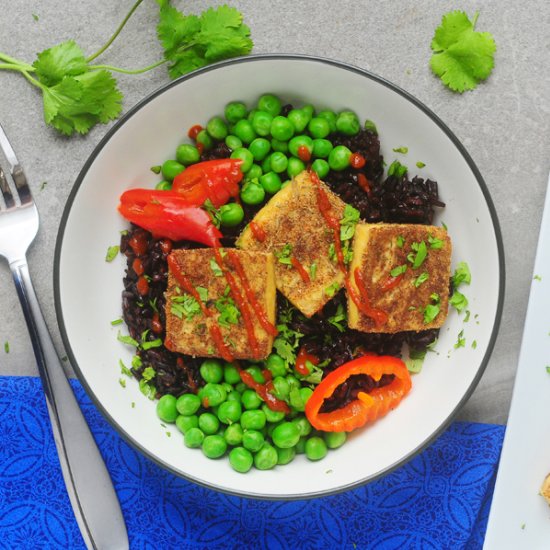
[54, 54, 504, 499]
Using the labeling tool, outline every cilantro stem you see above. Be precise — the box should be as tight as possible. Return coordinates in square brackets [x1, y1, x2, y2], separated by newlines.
[0, 52, 34, 71]
[20, 70, 46, 91]
[86, 0, 144, 63]
[471, 11, 480, 29]
[90, 59, 167, 75]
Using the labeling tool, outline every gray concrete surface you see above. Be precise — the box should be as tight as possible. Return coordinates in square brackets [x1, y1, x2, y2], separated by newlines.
[0, 1, 548, 424]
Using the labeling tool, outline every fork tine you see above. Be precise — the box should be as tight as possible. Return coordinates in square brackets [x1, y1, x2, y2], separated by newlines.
[0, 122, 32, 205]
[0, 165, 15, 209]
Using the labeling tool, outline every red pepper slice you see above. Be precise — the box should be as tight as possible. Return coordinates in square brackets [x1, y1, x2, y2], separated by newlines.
[305, 355, 412, 432]
[172, 158, 243, 208]
[118, 189, 221, 247]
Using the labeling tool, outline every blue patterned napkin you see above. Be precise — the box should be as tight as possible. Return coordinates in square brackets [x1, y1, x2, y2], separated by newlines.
[0, 376, 503, 549]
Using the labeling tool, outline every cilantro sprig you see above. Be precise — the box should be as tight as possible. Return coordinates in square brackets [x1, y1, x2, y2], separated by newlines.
[430, 11, 496, 93]
[0, 1, 253, 135]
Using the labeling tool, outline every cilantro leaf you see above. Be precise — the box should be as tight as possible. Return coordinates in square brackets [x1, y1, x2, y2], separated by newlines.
[430, 11, 496, 93]
[452, 262, 472, 287]
[450, 290, 469, 312]
[105, 245, 119, 262]
[33, 40, 88, 86]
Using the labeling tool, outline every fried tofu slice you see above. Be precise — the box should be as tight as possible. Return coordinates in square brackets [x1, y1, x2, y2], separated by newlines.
[237, 170, 347, 317]
[348, 223, 452, 333]
[164, 248, 276, 360]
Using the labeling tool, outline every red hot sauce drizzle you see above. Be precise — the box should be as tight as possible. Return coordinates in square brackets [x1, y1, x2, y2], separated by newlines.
[213, 248, 261, 359]
[239, 368, 290, 413]
[249, 221, 266, 242]
[290, 256, 311, 284]
[308, 169, 389, 328]
[167, 254, 234, 362]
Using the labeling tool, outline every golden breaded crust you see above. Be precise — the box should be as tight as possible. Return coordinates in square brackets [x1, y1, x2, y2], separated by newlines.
[164, 248, 276, 360]
[348, 223, 452, 333]
[237, 170, 346, 317]
[541, 473, 550, 505]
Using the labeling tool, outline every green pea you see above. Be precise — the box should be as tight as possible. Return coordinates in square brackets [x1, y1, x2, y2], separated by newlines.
[241, 389, 262, 410]
[287, 109, 309, 133]
[245, 164, 263, 181]
[230, 147, 254, 173]
[328, 145, 352, 171]
[287, 157, 306, 178]
[235, 382, 247, 394]
[289, 388, 305, 412]
[225, 134, 242, 150]
[240, 180, 265, 205]
[291, 416, 312, 437]
[225, 101, 248, 124]
[176, 393, 201, 416]
[312, 138, 333, 159]
[161, 160, 184, 181]
[206, 116, 228, 140]
[202, 434, 227, 459]
[260, 154, 273, 174]
[196, 129, 213, 151]
[175, 414, 199, 434]
[276, 446, 296, 466]
[224, 423, 244, 446]
[233, 119, 256, 144]
[155, 180, 172, 190]
[336, 110, 360, 136]
[249, 137, 271, 162]
[317, 110, 337, 133]
[267, 420, 283, 438]
[259, 171, 282, 194]
[270, 152, 288, 174]
[241, 409, 266, 431]
[184, 427, 204, 448]
[242, 429, 264, 452]
[257, 93, 282, 117]
[200, 358, 224, 383]
[254, 443, 278, 470]
[251, 111, 273, 137]
[288, 135, 313, 158]
[308, 117, 331, 139]
[286, 375, 301, 391]
[198, 412, 220, 435]
[271, 376, 290, 400]
[261, 403, 285, 424]
[295, 436, 307, 454]
[271, 421, 300, 449]
[270, 116, 295, 141]
[302, 104, 314, 119]
[226, 390, 242, 403]
[221, 382, 233, 394]
[271, 138, 289, 153]
[224, 363, 242, 385]
[219, 203, 244, 227]
[266, 354, 286, 377]
[245, 366, 265, 384]
[229, 446, 254, 473]
[324, 431, 347, 449]
[156, 394, 178, 423]
[305, 436, 328, 460]
[300, 387, 313, 407]
[217, 401, 242, 424]
[247, 109, 257, 123]
[199, 383, 227, 408]
[311, 158, 329, 179]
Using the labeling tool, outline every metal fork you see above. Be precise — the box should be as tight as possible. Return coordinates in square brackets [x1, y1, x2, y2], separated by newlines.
[0, 122, 128, 550]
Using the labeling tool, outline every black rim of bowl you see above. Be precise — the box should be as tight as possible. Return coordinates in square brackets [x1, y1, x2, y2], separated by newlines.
[54, 53, 506, 501]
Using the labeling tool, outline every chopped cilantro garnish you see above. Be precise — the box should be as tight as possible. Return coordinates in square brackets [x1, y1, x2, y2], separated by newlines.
[117, 331, 139, 347]
[274, 244, 293, 265]
[464, 309, 471, 322]
[546, 366, 550, 374]
[392, 146, 409, 154]
[150, 165, 161, 174]
[40, 181, 48, 191]
[454, 330, 466, 349]
[390, 264, 407, 277]
[210, 257, 223, 277]
[396, 235, 405, 248]
[32, 13, 39, 22]
[141, 338, 163, 351]
[441, 222, 448, 231]
[450, 290, 469, 312]
[428, 235, 444, 249]
[324, 282, 340, 298]
[387, 160, 408, 178]
[131, 355, 143, 369]
[364, 119, 378, 134]
[4, 341, 9, 354]
[273, 302, 303, 367]
[340, 204, 360, 241]
[119, 359, 133, 377]
[139, 366, 156, 399]
[452, 262, 471, 287]
[202, 199, 221, 228]
[423, 304, 440, 324]
[416, 161, 426, 168]
[413, 272, 429, 288]
[471, 340, 477, 349]
[430, 11, 496, 93]
[327, 304, 347, 332]
[105, 245, 119, 262]
[171, 293, 201, 321]
[110, 318, 123, 326]
[149, 297, 159, 313]
[430, 293, 440, 304]
[118, 378, 126, 388]
[215, 294, 241, 328]
[328, 243, 336, 263]
[309, 262, 318, 281]
[408, 241, 428, 269]
[534, 274, 542, 281]
[405, 348, 427, 374]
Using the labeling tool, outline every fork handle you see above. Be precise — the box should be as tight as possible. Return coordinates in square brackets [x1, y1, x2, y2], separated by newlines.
[10, 259, 129, 550]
